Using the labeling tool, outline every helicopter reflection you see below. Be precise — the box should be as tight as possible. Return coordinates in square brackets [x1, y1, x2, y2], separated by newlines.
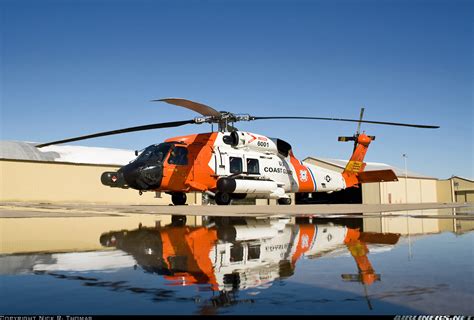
[99, 215, 400, 311]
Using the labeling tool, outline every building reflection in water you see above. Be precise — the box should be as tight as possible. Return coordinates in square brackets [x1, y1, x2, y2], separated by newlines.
[99, 215, 400, 312]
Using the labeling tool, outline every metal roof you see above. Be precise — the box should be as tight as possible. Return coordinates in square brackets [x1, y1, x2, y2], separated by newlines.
[450, 176, 474, 183]
[304, 156, 437, 180]
[0, 140, 60, 161]
[0, 140, 135, 166]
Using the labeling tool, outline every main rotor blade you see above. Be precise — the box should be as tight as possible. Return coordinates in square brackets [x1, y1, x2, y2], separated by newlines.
[153, 98, 222, 117]
[251, 116, 439, 129]
[36, 119, 196, 148]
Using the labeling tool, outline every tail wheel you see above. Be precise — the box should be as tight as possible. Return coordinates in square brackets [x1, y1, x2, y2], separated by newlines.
[215, 192, 231, 205]
[171, 192, 187, 205]
[278, 197, 292, 205]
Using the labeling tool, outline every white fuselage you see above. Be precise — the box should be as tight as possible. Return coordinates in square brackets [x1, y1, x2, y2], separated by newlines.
[209, 131, 346, 197]
[209, 220, 350, 291]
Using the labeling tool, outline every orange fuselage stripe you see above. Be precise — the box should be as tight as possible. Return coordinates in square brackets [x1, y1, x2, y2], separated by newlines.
[159, 132, 219, 192]
[291, 224, 316, 265]
[289, 151, 315, 192]
[161, 226, 219, 289]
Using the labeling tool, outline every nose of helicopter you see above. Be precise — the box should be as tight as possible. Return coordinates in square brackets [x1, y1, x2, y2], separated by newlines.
[120, 161, 164, 190]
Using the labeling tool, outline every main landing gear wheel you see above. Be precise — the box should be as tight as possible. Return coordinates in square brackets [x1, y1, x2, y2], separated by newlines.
[215, 192, 231, 205]
[278, 197, 292, 205]
[171, 215, 187, 226]
[171, 192, 187, 205]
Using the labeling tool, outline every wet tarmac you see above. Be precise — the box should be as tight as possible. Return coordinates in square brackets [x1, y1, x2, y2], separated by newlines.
[0, 206, 473, 315]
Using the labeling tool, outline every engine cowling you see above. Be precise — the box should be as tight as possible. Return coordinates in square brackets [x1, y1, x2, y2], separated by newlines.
[222, 131, 279, 154]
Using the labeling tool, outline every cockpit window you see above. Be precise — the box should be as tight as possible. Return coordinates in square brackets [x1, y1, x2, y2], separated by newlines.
[168, 147, 188, 165]
[135, 143, 171, 163]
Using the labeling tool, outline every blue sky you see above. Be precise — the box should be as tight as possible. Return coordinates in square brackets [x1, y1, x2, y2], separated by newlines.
[1, 0, 472, 179]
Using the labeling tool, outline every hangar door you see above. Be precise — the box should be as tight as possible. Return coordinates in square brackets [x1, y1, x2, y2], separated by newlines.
[295, 185, 362, 204]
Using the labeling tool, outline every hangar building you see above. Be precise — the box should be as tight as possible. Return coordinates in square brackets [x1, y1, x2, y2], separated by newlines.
[0, 141, 180, 205]
[437, 176, 474, 203]
[301, 157, 472, 205]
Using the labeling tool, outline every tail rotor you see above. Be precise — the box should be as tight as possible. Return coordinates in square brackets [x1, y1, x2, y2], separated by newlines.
[338, 107, 375, 152]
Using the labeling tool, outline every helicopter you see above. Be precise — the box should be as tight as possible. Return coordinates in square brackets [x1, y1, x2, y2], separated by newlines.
[36, 98, 439, 205]
[99, 216, 401, 313]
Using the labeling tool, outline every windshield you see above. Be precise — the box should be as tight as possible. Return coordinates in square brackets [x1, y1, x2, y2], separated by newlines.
[135, 143, 172, 163]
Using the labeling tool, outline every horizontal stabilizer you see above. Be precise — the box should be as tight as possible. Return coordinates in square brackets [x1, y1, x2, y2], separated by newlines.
[341, 274, 381, 282]
[357, 169, 398, 183]
[338, 135, 375, 142]
[359, 232, 400, 245]
[338, 136, 356, 142]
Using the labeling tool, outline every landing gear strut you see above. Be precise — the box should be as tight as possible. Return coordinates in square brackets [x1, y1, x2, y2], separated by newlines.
[215, 192, 231, 205]
[171, 192, 187, 205]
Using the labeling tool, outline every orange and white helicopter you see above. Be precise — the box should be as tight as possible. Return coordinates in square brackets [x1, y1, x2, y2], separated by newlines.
[99, 216, 401, 312]
[37, 98, 439, 205]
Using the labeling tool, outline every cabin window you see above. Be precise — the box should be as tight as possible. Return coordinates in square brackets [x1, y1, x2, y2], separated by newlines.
[230, 243, 244, 262]
[168, 147, 188, 165]
[248, 244, 261, 260]
[229, 157, 243, 174]
[246, 158, 259, 174]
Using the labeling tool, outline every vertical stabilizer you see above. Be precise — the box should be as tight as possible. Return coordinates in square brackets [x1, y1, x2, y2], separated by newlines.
[342, 134, 372, 187]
